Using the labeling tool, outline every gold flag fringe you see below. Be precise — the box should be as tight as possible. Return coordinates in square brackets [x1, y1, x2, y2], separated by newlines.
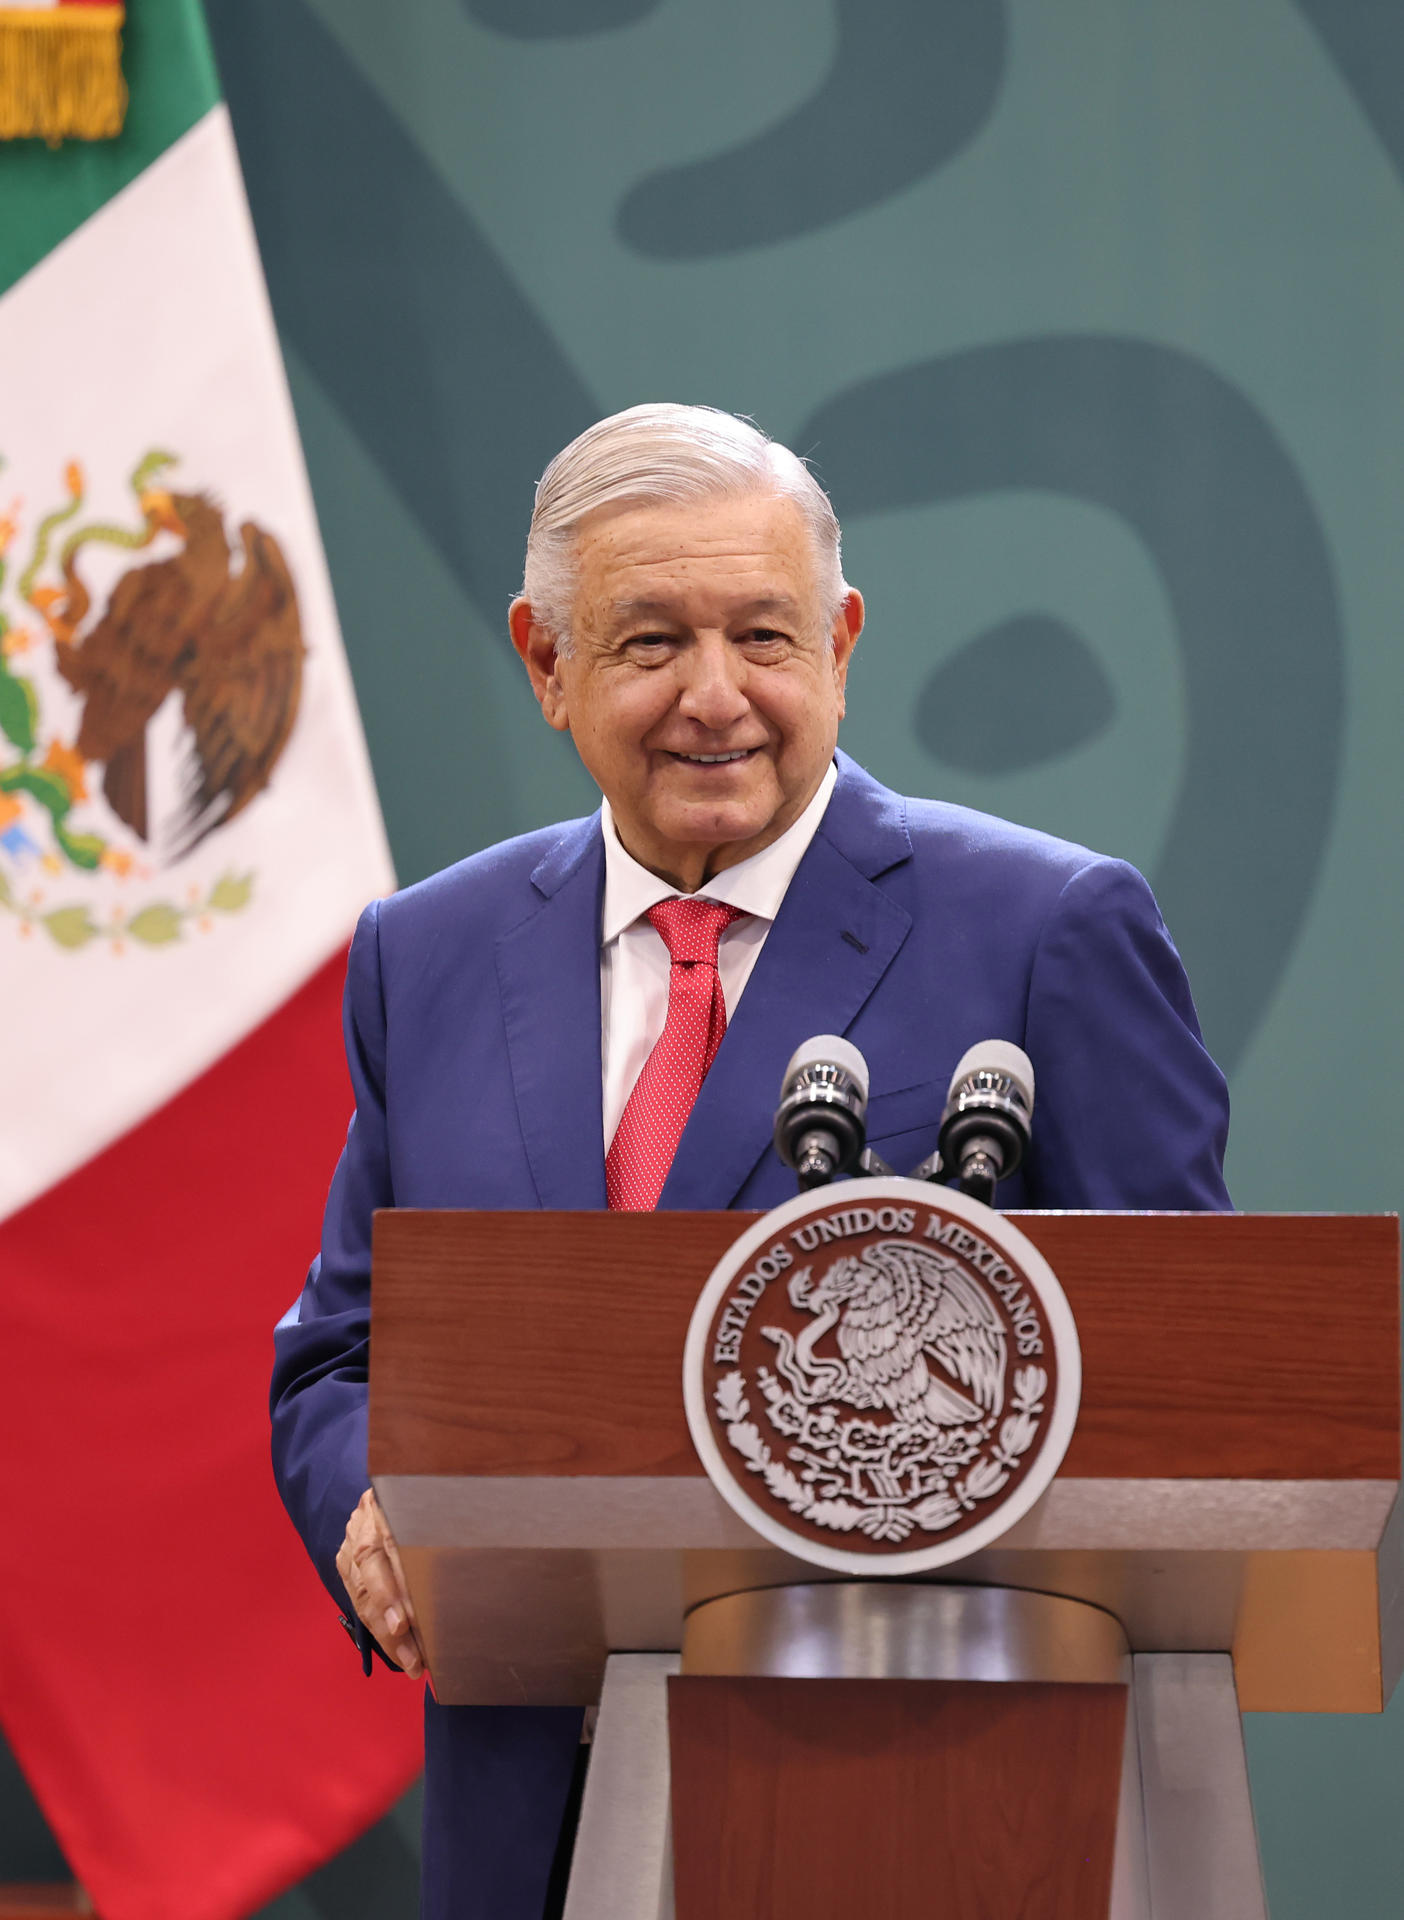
[0, 8, 127, 145]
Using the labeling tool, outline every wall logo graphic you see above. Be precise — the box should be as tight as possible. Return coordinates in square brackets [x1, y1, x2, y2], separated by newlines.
[685, 1179, 1081, 1575]
[0, 451, 304, 951]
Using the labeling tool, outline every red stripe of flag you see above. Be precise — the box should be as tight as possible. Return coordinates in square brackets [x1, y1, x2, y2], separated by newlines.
[0, 955, 422, 1920]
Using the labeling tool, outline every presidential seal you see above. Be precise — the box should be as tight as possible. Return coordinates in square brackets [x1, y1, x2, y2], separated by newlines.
[683, 1178, 1081, 1575]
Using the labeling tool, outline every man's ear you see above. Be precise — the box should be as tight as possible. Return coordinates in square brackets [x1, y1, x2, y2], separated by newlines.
[830, 588, 864, 718]
[508, 597, 571, 732]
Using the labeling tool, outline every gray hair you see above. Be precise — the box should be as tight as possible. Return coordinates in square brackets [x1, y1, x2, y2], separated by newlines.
[520, 403, 847, 649]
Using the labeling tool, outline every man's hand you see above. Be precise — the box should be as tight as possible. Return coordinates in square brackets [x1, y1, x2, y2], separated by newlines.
[336, 1488, 424, 1677]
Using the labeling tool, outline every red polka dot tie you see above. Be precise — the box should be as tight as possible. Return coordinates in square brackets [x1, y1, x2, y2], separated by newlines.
[606, 897, 744, 1211]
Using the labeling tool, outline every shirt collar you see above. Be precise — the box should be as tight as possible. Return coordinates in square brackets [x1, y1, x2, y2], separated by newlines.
[600, 760, 838, 946]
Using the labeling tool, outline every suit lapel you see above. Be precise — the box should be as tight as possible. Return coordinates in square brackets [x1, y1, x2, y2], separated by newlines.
[496, 817, 608, 1209]
[659, 758, 914, 1210]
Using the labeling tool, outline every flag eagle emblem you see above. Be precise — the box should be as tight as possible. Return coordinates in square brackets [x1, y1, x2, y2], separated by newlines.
[0, 450, 305, 949]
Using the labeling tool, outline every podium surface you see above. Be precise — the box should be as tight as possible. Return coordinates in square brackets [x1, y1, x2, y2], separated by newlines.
[369, 1208, 1401, 1714]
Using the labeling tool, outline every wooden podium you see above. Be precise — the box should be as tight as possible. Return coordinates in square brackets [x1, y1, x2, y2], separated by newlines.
[370, 1209, 1401, 1919]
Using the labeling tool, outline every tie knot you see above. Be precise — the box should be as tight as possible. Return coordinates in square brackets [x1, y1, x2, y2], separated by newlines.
[648, 896, 742, 966]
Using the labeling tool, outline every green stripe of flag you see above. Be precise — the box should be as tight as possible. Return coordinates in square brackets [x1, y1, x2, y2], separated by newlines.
[0, 0, 220, 298]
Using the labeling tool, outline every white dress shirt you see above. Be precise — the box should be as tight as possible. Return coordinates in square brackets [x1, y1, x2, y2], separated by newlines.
[599, 762, 838, 1151]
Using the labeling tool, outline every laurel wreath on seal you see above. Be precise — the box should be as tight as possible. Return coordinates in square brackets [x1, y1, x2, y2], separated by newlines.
[715, 1364, 1049, 1543]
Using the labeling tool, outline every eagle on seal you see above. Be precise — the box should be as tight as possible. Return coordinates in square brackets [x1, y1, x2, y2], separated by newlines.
[765, 1238, 1007, 1427]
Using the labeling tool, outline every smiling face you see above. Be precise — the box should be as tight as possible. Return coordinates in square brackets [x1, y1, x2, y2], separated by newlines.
[510, 490, 863, 891]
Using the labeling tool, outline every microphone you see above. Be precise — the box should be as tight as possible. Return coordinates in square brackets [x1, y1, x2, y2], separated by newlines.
[934, 1040, 1035, 1204]
[774, 1035, 870, 1190]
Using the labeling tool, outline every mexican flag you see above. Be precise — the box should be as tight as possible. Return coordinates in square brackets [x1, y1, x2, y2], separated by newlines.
[0, 5, 423, 1917]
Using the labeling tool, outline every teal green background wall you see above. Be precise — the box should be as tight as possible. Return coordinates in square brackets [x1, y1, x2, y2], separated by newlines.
[199, 2, 1402, 1912]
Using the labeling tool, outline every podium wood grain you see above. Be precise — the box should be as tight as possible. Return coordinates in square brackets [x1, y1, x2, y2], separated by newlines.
[370, 1210, 1399, 1479]
[666, 1676, 1126, 1920]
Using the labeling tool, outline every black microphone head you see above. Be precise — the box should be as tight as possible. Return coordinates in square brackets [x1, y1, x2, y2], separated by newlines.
[938, 1040, 1035, 1196]
[778, 1034, 870, 1114]
[773, 1035, 870, 1184]
[943, 1040, 1035, 1122]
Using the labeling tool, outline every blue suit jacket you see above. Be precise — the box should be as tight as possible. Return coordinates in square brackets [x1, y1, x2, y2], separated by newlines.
[271, 752, 1229, 1915]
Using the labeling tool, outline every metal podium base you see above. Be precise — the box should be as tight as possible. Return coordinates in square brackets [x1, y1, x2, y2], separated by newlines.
[562, 1585, 1268, 1920]
[680, 1581, 1129, 1683]
[563, 1652, 679, 1920]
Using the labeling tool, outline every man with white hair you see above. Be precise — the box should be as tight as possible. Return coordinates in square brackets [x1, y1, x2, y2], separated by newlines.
[272, 405, 1230, 1918]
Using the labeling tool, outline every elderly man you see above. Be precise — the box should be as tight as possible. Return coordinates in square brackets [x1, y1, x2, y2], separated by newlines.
[272, 405, 1229, 1919]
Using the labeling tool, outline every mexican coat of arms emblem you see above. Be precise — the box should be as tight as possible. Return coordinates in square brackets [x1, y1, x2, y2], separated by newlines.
[684, 1178, 1081, 1574]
